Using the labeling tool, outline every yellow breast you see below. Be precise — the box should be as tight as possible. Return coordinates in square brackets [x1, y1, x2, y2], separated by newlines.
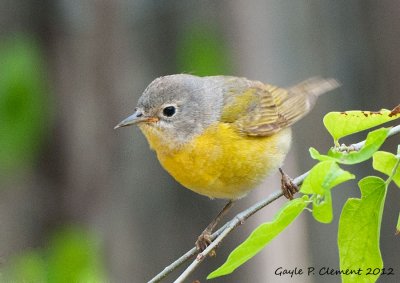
[141, 123, 292, 199]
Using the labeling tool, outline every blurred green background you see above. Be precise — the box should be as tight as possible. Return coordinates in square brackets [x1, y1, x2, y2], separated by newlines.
[0, 1, 399, 282]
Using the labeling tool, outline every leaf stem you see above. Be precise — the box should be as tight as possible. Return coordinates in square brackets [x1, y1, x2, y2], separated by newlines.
[351, 124, 400, 151]
[385, 150, 400, 185]
[396, 213, 400, 235]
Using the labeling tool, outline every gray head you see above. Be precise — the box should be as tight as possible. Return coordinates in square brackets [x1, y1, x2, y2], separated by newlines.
[115, 74, 224, 145]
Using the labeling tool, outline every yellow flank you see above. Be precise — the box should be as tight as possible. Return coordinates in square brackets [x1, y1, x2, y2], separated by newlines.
[141, 122, 292, 199]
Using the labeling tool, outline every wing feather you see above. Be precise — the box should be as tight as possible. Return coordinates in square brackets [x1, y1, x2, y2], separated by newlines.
[220, 77, 339, 136]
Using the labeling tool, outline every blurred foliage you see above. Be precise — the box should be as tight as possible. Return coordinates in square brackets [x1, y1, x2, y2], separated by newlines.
[176, 25, 232, 76]
[2, 227, 107, 283]
[2, 251, 47, 282]
[0, 35, 51, 178]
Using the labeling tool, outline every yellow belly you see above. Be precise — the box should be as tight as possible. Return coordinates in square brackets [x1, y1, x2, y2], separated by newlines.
[142, 123, 292, 199]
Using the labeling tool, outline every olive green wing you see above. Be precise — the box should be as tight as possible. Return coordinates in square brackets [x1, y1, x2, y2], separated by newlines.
[221, 77, 339, 136]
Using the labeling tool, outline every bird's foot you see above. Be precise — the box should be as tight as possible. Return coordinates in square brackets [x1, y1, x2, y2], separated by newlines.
[279, 168, 298, 200]
[195, 230, 216, 257]
[195, 200, 234, 256]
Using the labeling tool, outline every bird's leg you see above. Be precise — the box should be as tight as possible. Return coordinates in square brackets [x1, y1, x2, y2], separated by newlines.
[196, 200, 234, 254]
[279, 168, 299, 200]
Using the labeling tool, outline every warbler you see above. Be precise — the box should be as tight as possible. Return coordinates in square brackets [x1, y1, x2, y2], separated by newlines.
[115, 74, 339, 250]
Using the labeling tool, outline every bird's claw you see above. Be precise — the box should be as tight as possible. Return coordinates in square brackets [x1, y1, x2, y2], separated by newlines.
[195, 231, 216, 257]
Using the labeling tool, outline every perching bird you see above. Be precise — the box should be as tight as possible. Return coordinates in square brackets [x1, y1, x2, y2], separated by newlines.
[115, 74, 339, 250]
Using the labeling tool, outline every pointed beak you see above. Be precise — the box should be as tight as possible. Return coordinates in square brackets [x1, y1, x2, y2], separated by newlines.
[114, 110, 146, 129]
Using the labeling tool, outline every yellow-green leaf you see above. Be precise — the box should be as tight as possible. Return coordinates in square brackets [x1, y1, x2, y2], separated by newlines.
[338, 176, 387, 283]
[372, 151, 400, 188]
[301, 161, 353, 224]
[323, 106, 400, 143]
[312, 190, 333, 223]
[207, 196, 308, 279]
[309, 127, 389, 165]
[300, 161, 355, 194]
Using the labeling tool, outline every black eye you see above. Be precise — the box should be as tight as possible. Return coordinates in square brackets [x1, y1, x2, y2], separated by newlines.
[162, 106, 176, 117]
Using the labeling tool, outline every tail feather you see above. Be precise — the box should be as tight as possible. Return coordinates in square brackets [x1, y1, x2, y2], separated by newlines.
[290, 77, 340, 99]
[285, 77, 340, 119]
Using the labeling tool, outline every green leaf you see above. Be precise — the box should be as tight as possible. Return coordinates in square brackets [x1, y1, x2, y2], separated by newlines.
[3, 251, 47, 283]
[176, 25, 232, 76]
[3, 227, 107, 282]
[207, 196, 308, 279]
[338, 176, 387, 283]
[309, 147, 332, 162]
[300, 161, 353, 224]
[312, 190, 333, 223]
[373, 151, 400, 188]
[0, 35, 51, 177]
[300, 161, 355, 194]
[323, 106, 400, 143]
[309, 128, 389, 165]
[396, 213, 400, 236]
[47, 228, 105, 283]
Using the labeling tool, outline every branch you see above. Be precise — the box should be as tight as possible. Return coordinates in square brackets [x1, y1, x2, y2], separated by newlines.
[148, 123, 400, 283]
[173, 177, 306, 283]
[149, 174, 307, 283]
[148, 222, 232, 283]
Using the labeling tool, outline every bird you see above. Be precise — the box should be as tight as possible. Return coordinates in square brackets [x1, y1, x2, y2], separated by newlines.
[115, 74, 339, 251]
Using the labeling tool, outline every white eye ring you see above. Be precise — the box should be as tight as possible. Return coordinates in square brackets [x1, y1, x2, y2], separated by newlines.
[161, 104, 177, 117]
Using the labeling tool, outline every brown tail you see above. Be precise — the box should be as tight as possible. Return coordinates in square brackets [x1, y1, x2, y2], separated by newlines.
[289, 77, 341, 111]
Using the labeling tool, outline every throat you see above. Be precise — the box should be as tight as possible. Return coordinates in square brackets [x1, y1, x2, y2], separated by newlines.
[139, 125, 188, 154]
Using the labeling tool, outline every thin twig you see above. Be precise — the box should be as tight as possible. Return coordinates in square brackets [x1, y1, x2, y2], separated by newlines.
[149, 172, 308, 283]
[174, 224, 236, 283]
[351, 124, 400, 151]
[148, 123, 400, 283]
[148, 223, 230, 283]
